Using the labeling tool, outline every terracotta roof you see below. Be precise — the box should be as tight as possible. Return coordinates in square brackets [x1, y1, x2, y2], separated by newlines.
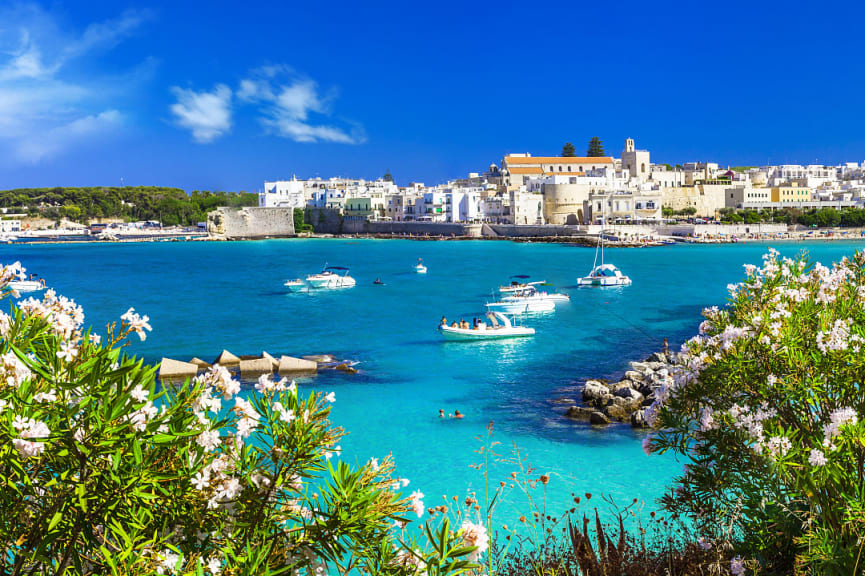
[508, 167, 544, 174]
[505, 156, 613, 165]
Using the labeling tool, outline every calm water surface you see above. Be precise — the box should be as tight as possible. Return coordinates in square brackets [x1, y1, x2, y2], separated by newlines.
[3, 238, 863, 522]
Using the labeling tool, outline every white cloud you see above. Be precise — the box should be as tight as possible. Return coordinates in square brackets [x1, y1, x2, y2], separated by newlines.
[0, 3, 150, 164]
[170, 85, 233, 143]
[238, 66, 365, 144]
[16, 110, 123, 163]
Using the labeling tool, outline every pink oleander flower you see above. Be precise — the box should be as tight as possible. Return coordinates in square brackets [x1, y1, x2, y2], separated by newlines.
[642, 435, 653, 456]
[730, 555, 745, 575]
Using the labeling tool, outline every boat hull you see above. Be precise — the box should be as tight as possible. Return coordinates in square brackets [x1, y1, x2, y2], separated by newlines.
[577, 276, 632, 287]
[486, 300, 555, 314]
[8, 281, 45, 292]
[306, 276, 356, 289]
[439, 327, 534, 340]
[284, 281, 306, 292]
[415, 266, 427, 274]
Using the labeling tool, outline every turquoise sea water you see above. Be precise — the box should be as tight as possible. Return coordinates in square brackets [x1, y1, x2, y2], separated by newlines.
[4, 238, 865, 525]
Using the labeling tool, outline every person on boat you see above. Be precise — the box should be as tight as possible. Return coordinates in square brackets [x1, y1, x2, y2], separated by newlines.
[374, 278, 384, 285]
[451, 321, 458, 328]
[453, 410, 464, 419]
[441, 316, 447, 326]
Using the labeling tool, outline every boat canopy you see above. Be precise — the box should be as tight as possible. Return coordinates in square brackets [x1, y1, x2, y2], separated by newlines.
[510, 274, 530, 279]
[593, 264, 623, 277]
[325, 266, 349, 271]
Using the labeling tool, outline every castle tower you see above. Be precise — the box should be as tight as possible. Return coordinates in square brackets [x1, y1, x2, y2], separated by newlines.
[621, 138, 650, 183]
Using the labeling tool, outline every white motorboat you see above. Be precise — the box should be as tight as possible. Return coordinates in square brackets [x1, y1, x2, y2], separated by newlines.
[8, 275, 46, 292]
[306, 266, 356, 289]
[578, 200, 631, 287]
[415, 259, 427, 274]
[284, 279, 306, 292]
[439, 311, 534, 340]
[502, 286, 570, 304]
[577, 263, 632, 287]
[499, 275, 546, 293]
[485, 297, 555, 314]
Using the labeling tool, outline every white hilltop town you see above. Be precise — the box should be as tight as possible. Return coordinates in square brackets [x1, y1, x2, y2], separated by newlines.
[249, 139, 865, 236]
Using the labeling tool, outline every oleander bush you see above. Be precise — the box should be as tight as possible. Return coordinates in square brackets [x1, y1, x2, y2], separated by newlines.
[0, 261, 483, 575]
[646, 248, 865, 574]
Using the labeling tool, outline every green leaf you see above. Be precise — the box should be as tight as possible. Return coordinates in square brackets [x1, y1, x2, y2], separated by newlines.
[47, 510, 63, 531]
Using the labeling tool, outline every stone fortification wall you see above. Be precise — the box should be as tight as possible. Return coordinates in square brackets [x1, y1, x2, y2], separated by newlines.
[660, 223, 787, 237]
[305, 209, 482, 236]
[207, 207, 295, 239]
[486, 224, 587, 237]
[305, 208, 344, 234]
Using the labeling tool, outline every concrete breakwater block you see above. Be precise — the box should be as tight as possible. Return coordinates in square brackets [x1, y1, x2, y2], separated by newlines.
[262, 351, 279, 370]
[214, 349, 241, 367]
[240, 358, 274, 377]
[189, 357, 212, 370]
[159, 358, 199, 380]
[278, 355, 318, 374]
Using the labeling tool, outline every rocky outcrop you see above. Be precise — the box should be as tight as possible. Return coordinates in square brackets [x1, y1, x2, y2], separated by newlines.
[560, 349, 674, 427]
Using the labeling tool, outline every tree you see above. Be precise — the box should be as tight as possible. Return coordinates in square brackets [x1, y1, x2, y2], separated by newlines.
[647, 250, 865, 573]
[586, 137, 605, 157]
[0, 262, 484, 575]
[383, 170, 393, 183]
[561, 142, 576, 157]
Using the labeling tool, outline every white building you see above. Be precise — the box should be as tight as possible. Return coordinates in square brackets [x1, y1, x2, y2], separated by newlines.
[260, 179, 305, 208]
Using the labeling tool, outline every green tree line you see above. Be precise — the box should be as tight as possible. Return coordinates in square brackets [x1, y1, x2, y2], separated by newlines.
[718, 206, 865, 227]
[0, 186, 258, 226]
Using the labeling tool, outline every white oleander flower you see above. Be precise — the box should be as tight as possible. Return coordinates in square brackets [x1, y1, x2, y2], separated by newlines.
[409, 490, 425, 518]
[130, 385, 149, 402]
[56, 341, 78, 362]
[121, 307, 152, 341]
[197, 429, 221, 452]
[459, 519, 489, 562]
[808, 448, 827, 467]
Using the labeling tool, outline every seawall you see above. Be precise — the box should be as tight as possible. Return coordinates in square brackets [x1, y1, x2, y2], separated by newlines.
[207, 207, 296, 239]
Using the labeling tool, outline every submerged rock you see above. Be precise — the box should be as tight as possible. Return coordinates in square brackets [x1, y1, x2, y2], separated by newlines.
[564, 406, 595, 420]
[590, 411, 610, 425]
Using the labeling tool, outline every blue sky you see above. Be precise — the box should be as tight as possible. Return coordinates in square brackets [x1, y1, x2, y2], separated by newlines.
[1, 0, 864, 192]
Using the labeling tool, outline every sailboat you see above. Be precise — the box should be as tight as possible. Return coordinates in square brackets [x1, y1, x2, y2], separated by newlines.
[577, 197, 632, 287]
